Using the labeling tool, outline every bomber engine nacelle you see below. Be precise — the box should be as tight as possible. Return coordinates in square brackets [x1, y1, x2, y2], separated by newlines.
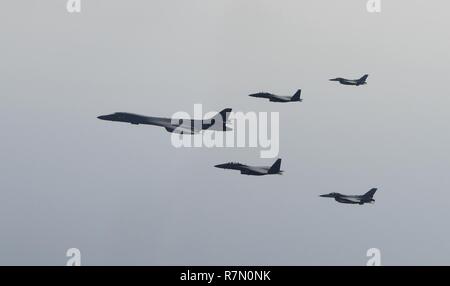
[165, 126, 196, 135]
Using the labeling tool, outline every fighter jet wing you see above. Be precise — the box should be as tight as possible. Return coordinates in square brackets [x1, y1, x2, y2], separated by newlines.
[240, 166, 267, 175]
[270, 95, 290, 102]
[340, 197, 362, 203]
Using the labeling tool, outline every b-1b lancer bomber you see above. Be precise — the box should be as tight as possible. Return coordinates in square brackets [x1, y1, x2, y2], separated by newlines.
[320, 188, 378, 205]
[330, 74, 369, 86]
[248, 89, 302, 103]
[97, 109, 232, 134]
[215, 159, 282, 176]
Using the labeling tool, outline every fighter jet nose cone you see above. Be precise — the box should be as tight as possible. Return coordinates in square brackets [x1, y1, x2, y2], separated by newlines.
[320, 194, 331, 197]
[97, 116, 104, 120]
[97, 115, 107, 120]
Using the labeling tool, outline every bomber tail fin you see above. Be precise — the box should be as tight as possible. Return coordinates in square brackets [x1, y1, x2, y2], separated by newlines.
[268, 158, 282, 174]
[205, 108, 232, 131]
[291, 89, 302, 101]
[211, 108, 232, 121]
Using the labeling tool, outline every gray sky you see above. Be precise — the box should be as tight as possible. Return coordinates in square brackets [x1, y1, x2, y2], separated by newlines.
[1, 0, 450, 265]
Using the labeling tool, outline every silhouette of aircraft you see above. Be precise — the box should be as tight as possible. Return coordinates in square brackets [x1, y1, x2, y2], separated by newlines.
[320, 188, 378, 205]
[97, 109, 232, 134]
[330, 74, 369, 86]
[215, 159, 282, 176]
[248, 89, 302, 103]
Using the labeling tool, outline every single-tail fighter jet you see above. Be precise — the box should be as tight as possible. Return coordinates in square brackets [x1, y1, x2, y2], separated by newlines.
[320, 188, 378, 205]
[215, 159, 283, 176]
[248, 89, 302, 103]
[330, 74, 369, 86]
[97, 108, 232, 134]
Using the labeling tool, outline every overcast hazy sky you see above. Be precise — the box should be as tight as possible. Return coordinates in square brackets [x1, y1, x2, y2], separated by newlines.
[1, 0, 450, 265]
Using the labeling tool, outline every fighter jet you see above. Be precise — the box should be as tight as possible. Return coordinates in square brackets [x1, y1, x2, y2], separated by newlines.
[248, 89, 302, 103]
[97, 108, 232, 134]
[320, 188, 378, 205]
[329, 74, 369, 86]
[215, 158, 283, 176]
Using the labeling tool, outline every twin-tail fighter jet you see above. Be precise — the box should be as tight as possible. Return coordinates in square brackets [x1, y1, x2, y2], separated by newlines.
[215, 159, 283, 176]
[248, 89, 302, 103]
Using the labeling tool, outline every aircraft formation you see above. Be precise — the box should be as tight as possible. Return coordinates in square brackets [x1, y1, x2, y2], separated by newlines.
[98, 74, 378, 205]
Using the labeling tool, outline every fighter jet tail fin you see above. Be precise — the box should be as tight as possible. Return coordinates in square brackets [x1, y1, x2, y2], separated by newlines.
[268, 158, 282, 174]
[358, 74, 369, 84]
[363, 188, 377, 199]
[291, 89, 302, 101]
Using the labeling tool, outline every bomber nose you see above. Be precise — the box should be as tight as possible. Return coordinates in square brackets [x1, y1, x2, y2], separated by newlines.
[214, 164, 226, 169]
